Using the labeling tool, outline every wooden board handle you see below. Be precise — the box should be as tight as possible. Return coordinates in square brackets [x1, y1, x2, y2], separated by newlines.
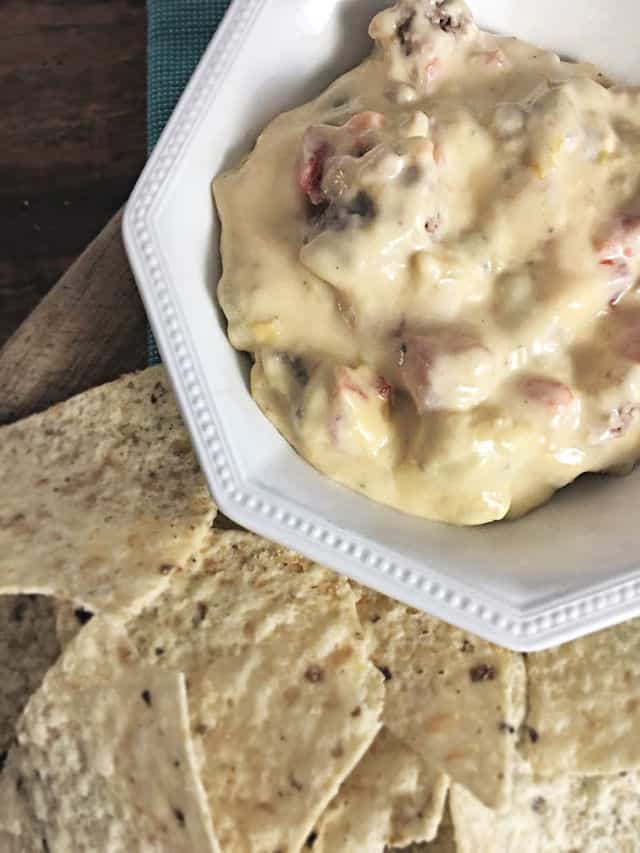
[0, 211, 147, 425]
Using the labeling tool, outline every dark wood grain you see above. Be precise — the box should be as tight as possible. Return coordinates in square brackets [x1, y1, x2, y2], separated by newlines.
[0, 0, 147, 348]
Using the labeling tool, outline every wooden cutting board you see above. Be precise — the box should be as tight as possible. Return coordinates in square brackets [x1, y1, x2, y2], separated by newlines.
[0, 211, 147, 426]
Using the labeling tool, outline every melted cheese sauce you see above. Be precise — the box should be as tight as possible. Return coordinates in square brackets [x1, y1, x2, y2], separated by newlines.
[214, 0, 640, 525]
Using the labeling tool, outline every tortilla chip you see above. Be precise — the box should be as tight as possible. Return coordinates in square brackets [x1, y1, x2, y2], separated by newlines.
[0, 366, 216, 616]
[53, 601, 93, 649]
[393, 807, 456, 852]
[450, 758, 640, 853]
[356, 588, 526, 808]
[563, 772, 640, 852]
[449, 785, 495, 853]
[523, 619, 640, 775]
[0, 596, 60, 764]
[0, 618, 219, 852]
[314, 727, 448, 852]
[0, 830, 26, 852]
[48, 613, 137, 686]
[449, 762, 570, 853]
[126, 529, 385, 853]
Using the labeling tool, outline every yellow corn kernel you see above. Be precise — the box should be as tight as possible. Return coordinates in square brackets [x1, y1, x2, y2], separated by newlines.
[531, 136, 564, 179]
[251, 320, 281, 345]
[530, 160, 545, 179]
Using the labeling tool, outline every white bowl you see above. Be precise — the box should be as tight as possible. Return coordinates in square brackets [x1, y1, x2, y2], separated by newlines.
[124, 0, 640, 651]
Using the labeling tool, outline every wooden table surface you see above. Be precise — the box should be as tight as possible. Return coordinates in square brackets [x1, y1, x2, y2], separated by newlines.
[0, 0, 147, 349]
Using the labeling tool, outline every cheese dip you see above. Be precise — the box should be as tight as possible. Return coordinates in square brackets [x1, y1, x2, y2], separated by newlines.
[214, 0, 640, 525]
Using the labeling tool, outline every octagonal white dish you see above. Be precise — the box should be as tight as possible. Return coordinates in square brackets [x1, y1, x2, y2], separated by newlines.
[124, 0, 640, 651]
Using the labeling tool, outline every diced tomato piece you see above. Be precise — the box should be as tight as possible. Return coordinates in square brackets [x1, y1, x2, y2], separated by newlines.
[520, 377, 574, 408]
[298, 138, 332, 205]
[594, 216, 640, 304]
[596, 214, 640, 264]
[326, 366, 395, 461]
[299, 114, 385, 203]
[375, 376, 393, 400]
[608, 404, 640, 437]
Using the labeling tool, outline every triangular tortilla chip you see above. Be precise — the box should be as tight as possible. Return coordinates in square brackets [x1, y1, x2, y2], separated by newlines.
[314, 727, 449, 852]
[0, 367, 216, 615]
[356, 588, 526, 808]
[0, 596, 60, 763]
[0, 618, 219, 852]
[449, 761, 569, 853]
[450, 758, 640, 853]
[126, 530, 385, 853]
[523, 618, 640, 775]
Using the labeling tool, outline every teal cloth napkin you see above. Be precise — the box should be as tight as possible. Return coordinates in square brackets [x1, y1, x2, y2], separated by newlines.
[146, 0, 232, 365]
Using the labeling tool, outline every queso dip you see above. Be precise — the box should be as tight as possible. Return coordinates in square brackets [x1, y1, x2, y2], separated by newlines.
[215, 0, 640, 525]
